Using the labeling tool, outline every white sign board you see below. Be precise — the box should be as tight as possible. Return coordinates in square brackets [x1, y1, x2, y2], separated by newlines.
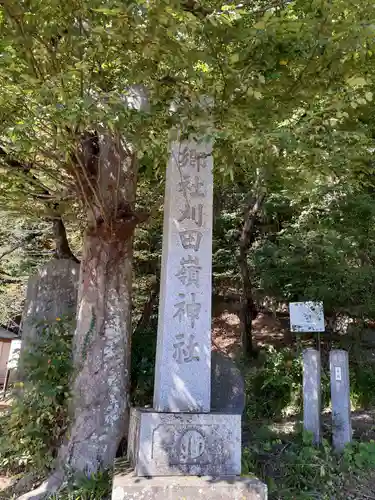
[289, 301, 325, 333]
[7, 339, 22, 370]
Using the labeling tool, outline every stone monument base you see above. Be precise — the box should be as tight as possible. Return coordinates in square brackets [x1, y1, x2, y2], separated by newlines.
[128, 408, 241, 476]
[112, 473, 267, 500]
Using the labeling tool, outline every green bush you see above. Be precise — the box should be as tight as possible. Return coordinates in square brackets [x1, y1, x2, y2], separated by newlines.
[350, 360, 375, 409]
[51, 471, 111, 500]
[243, 346, 303, 420]
[0, 319, 73, 474]
[243, 432, 375, 499]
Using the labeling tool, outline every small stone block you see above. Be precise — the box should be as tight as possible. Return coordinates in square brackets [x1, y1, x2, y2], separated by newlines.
[112, 473, 267, 500]
[128, 408, 241, 476]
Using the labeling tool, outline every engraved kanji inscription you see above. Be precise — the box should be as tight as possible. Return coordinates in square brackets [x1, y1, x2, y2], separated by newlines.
[190, 149, 197, 169]
[173, 292, 201, 327]
[178, 175, 205, 198]
[178, 146, 209, 173]
[178, 146, 190, 169]
[179, 230, 202, 252]
[178, 203, 203, 227]
[175, 255, 201, 287]
[173, 333, 200, 363]
[196, 153, 208, 172]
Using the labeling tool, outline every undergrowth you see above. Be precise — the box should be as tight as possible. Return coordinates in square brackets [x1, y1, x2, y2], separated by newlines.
[0, 319, 73, 474]
[50, 471, 112, 500]
[243, 429, 375, 499]
[243, 345, 375, 421]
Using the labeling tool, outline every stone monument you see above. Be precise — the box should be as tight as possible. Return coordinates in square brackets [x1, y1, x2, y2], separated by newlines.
[112, 137, 267, 499]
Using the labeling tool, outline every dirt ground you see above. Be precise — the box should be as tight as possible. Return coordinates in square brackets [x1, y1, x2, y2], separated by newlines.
[0, 476, 13, 492]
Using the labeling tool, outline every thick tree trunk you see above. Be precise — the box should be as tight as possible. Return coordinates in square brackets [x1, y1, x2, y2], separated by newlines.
[238, 192, 266, 359]
[18, 129, 145, 500]
[58, 228, 132, 473]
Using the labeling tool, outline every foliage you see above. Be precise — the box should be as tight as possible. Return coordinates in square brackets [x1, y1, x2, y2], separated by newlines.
[255, 187, 375, 318]
[242, 344, 375, 422]
[243, 430, 375, 499]
[0, 319, 73, 474]
[0, 213, 82, 327]
[51, 471, 111, 500]
[243, 346, 303, 420]
[130, 326, 157, 407]
[0, 0, 374, 217]
[350, 359, 375, 410]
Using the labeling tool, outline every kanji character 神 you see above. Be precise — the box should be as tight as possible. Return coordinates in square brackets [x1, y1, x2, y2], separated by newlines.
[173, 292, 201, 328]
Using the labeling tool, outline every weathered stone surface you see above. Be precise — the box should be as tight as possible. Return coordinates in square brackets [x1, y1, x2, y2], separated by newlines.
[128, 409, 241, 476]
[21, 259, 79, 333]
[19, 259, 79, 377]
[153, 139, 213, 413]
[303, 348, 321, 444]
[330, 349, 352, 451]
[112, 474, 267, 500]
[211, 351, 245, 414]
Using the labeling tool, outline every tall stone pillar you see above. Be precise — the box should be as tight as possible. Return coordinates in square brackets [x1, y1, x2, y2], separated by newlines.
[302, 348, 321, 444]
[330, 350, 352, 451]
[112, 137, 267, 499]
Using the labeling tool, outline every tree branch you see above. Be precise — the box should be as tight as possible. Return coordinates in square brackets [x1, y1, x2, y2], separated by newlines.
[0, 145, 79, 262]
[52, 218, 79, 262]
[0, 231, 43, 262]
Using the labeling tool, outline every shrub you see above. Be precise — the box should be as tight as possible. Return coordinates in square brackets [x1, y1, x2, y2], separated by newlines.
[51, 471, 111, 500]
[0, 318, 73, 474]
[243, 346, 303, 420]
[243, 431, 375, 499]
[350, 360, 375, 409]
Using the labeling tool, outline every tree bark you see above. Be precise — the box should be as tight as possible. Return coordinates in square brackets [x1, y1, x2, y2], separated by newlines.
[17, 133, 144, 500]
[238, 191, 266, 358]
[56, 132, 143, 475]
[133, 276, 160, 335]
[58, 228, 133, 473]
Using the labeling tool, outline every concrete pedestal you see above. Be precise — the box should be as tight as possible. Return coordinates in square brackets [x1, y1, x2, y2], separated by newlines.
[112, 473, 267, 500]
[128, 408, 241, 477]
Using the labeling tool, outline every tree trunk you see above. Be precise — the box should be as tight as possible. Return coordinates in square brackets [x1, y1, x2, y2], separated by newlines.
[133, 276, 159, 335]
[58, 228, 132, 473]
[57, 132, 141, 475]
[17, 124, 150, 499]
[52, 217, 79, 262]
[238, 192, 266, 359]
[238, 246, 257, 358]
